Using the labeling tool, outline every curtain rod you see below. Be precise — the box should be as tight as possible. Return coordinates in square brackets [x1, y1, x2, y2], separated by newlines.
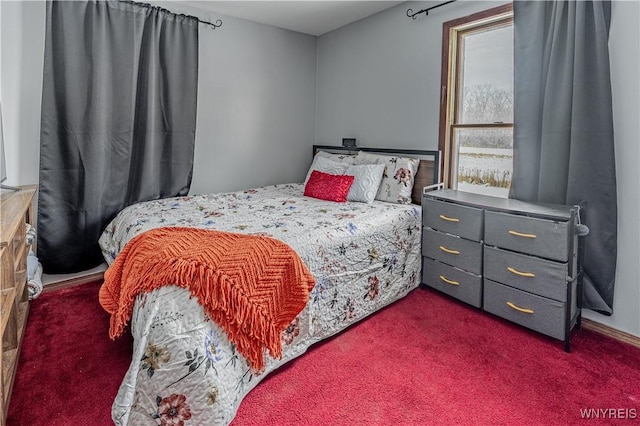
[123, 1, 222, 29]
[406, 0, 457, 20]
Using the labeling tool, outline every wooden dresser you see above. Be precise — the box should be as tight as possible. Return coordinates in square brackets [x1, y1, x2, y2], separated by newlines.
[0, 185, 37, 424]
[422, 189, 583, 351]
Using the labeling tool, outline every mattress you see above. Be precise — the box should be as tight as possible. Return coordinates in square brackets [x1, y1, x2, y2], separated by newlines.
[99, 183, 423, 425]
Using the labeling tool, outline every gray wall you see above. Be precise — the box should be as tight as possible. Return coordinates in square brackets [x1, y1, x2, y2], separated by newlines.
[0, 0, 44, 186]
[316, 0, 640, 337]
[594, 0, 640, 337]
[171, 3, 317, 194]
[316, 1, 505, 149]
[0, 0, 317, 194]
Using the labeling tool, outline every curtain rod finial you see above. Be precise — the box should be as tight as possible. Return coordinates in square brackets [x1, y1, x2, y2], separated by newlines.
[406, 0, 456, 20]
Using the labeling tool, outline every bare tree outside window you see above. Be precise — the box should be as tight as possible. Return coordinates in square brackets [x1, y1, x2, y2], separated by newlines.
[439, 4, 513, 198]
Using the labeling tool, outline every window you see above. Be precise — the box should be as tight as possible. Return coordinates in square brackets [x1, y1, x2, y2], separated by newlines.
[438, 4, 513, 197]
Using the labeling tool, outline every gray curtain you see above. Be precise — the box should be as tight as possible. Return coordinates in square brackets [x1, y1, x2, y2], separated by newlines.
[510, 1, 616, 314]
[38, 0, 199, 273]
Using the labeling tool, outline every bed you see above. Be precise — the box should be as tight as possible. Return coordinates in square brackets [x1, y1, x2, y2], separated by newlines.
[98, 145, 440, 425]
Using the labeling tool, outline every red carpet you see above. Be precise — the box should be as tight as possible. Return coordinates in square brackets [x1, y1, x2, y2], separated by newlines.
[8, 281, 640, 425]
[7, 282, 133, 426]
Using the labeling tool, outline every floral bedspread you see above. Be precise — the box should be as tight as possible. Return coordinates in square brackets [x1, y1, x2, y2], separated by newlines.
[99, 183, 422, 425]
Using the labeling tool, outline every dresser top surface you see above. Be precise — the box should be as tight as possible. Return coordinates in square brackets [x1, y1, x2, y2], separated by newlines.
[424, 189, 575, 220]
[1, 185, 37, 246]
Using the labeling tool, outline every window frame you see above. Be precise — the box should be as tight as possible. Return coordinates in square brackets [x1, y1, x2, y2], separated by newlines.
[438, 3, 514, 190]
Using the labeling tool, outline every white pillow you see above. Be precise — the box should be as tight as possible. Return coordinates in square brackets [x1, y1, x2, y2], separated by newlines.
[304, 156, 349, 184]
[356, 152, 420, 204]
[344, 164, 385, 203]
[315, 150, 358, 165]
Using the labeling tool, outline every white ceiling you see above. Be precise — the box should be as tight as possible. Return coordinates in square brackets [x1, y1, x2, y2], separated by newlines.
[180, 1, 405, 36]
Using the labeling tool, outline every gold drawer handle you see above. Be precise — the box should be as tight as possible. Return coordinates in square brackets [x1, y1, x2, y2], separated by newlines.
[439, 214, 460, 223]
[439, 246, 460, 255]
[439, 275, 459, 286]
[508, 230, 537, 239]
[507, 267, 536, 278]
[506, 301, 534, 314]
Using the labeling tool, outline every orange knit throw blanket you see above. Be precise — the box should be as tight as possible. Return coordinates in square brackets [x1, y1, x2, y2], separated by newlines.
[99, 227, 315, 371]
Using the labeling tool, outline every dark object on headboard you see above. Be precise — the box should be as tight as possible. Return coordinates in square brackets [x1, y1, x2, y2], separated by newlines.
[312, 145, 441, 205]
[342, 138, 357, 148]
[412, 161, 437, 205]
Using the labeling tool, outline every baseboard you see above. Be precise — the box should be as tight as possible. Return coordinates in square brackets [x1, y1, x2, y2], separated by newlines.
[582, 318, 640, 349]
[42, 271, 105, 293]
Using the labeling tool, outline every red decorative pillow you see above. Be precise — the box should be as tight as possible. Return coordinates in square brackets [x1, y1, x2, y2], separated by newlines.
[304, 170, 355, 203]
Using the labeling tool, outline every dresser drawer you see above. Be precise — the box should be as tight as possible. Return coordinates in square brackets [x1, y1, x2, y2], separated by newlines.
[423, 198, 483, 242]
[483, 279, 566, 341]
[422, 228, 483, 274]
[423, 257, 482, 308]
[484, 246, 568, 302]
[484, 211, 570, 261]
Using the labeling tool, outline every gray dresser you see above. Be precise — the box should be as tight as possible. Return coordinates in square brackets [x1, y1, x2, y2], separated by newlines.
[422, 189, 583, 351]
